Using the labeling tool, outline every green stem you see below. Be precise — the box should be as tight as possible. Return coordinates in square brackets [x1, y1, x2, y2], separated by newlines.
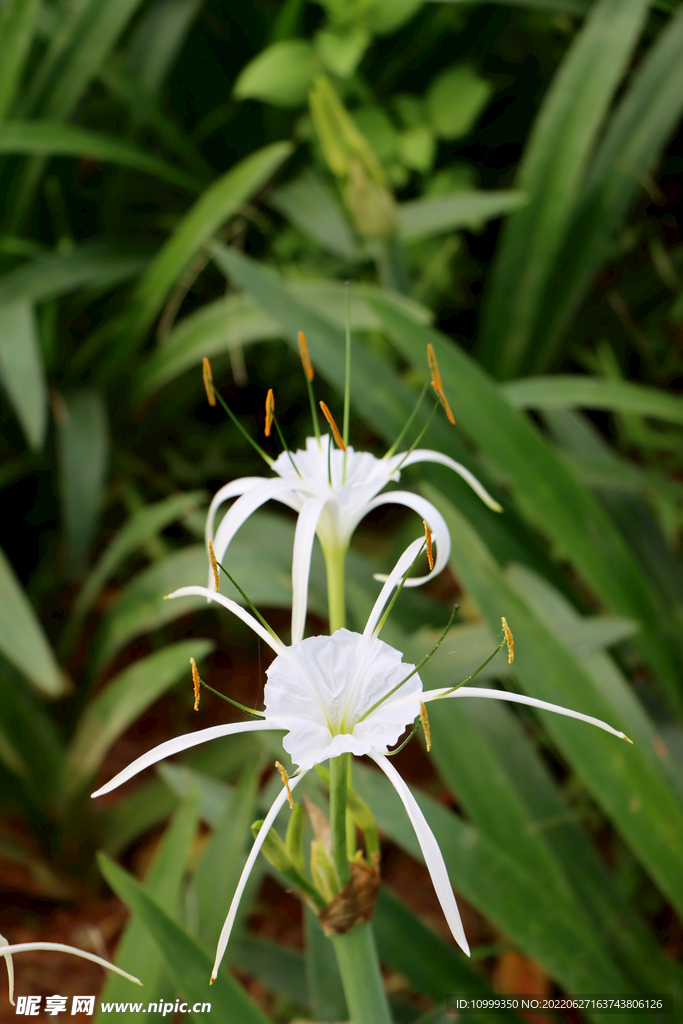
[324, 543, 347, 633]
[331, 924, 393, 1024]
[330, 754, 351, 889]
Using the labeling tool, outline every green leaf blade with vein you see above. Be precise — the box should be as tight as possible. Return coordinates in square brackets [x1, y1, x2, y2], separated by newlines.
[369, 297, 683, 715]
[501, 375, 683, 424]
[98, 853, 271, 1024]
[0, 121, 201, 191]
[0, 0, 41, 120]
[96, 793, 199, 1023]
[397, 190, 527, 242]
[479, 0, 649, 378]
[0, 546, 66, 697]
[63, 639, 214, 801]
[527, 6, 683, 371]
[121, 142, 293, 353]
[0, 300, 47, 451]
[427, 484, 683, 923]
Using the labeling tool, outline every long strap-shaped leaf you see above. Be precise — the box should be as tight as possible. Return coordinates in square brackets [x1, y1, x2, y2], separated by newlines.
[427, 485, 683, 924]
[527, 5, 683, 372]
[0, 0, 40, 120]
[370, 298, 683, 716]
[478, 0, 649, 378]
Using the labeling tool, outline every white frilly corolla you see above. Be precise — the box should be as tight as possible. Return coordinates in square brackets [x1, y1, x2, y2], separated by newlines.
[206, 434, 502, 644]
[1, 933, 141, 1007]
[91, 538, 630, 983]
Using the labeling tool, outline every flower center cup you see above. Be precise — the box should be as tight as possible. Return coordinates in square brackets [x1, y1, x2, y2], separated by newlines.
[263, 628, 422, 769]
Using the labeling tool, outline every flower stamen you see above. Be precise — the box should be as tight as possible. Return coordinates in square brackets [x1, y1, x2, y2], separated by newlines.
[275, 761, 294, 809]
[202, 357, 216, 406]
[202, 366, 273, 466]
[265, 388, 275, 437]
[298, 331, 321, 443]
[423, 520, 434, 571]
[190, 657, 201, 711]
[502, 616, 514, 664]
[320, 402, 346, 451]
[420, 701, 431, 751]
[427, 343, 455, 424]
[208, 539, 220, 592]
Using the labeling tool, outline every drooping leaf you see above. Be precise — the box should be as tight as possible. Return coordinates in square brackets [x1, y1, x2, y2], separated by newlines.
[0, 299, 47, 451]
[0, 545, 66, 696]
[63, 639, 214, 801]
[269, 168, 361, 260]
[500, 375, 683, 425]
[0, 246, 147, 306]
[398, 191, 527, 242]
[98, 853, 271, 1024]
[0, 121, 200, 191]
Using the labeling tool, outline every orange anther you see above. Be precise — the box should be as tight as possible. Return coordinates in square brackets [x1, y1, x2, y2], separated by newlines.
[298, 331, 314, 382]
[208, 539, 220, 592]
[202, 357, 216, 406]
[501, 617, 514, 664]
[423, 520, 434, 570]
[265, 388, 275, 437]
[319, 401, 346, 451]
[427, 343, 455, 424]
[420, 702, 431, 751]
[190, 658, 201, 711]
[275, 760, 294, 809]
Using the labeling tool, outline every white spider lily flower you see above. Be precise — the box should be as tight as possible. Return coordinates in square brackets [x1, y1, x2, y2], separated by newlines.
[91, 538, 629, 983]
[207, 434, 502, 643]
[0, 933, 141, 1006]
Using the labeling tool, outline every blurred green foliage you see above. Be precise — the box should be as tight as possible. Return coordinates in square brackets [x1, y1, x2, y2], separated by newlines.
[2, 0, 683, 1021]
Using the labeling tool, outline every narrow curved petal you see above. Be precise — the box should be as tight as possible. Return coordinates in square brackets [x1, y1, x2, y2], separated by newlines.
[418, 686, 629, 740]
[211, 770, 306, 980]
[291, 497, 327, 644]
[370, 753, 469, 956]
[0, 934, 14, 1006]
[91, 720, 278, 799]
[0, 943, 141, 988]
[168, 585, 287, 656]
[364, 538, 425, 638]
[206, 477, 264, 548]
[400, 449, 503, 512]
[366, 492, 450, 588]
[209, 478, 299, 590]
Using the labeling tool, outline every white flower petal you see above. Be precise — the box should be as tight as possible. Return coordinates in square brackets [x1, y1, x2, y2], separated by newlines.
[91, 720, 277, 798]
[211, 770, 306, 980]
[0, 934, 14, 1006]
[206, 477, 264, 551]
[0, 942, 141, 988]
[370, 753, 469, 956]
[291, 497, 327, 644]
[367, 492, 450, 588]
[364, 538, 425, 638]
[210, 478, 301, 589]
[419, 686, 629, 740]
[168, 586, 286, 656]
[400, 449, 502, 512]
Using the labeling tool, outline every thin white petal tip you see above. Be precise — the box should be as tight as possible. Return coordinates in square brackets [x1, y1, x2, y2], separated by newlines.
[622, 733, 633, 744]
[489, 500, 504, 513]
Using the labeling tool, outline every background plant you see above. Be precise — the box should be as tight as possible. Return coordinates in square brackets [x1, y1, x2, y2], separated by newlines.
[2, 0, 683, 1021]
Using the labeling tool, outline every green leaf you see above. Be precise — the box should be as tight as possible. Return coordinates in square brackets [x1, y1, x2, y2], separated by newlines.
[63, 639, 213, 801]
[434, 0, 590, 10]
[0, 299, 47, 450]
[501, 375, 683, 425]
[479, 0, 649, 377]
[426, 484, 683, 923]
[57, 390, 110, 576]
[369, 299, 683, 715]
[304, 908, 348, 1022]
[98, 853, 271, 1024]
[398, 191, 527, 242]
[528, 6, 683, 371]
[0, 245, 147, 306]
[97, 792, 199, 1022]
[229, 934, 308, 1009]
[138, 278, 430, 396]
[122, 142, 292, 352]
[426, 65, 493, 140]
[0, 0, 41, 119]
[194, 760, 259, 949]
[353, 764, 628, 1001]
[269, 168, 361, 260]
[0, 121, 200, 191]
[0, 545, 66, 696]
[69, 492, 205, 629]
[122, 0, 202, 101]
[234, 41, 319, 108]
